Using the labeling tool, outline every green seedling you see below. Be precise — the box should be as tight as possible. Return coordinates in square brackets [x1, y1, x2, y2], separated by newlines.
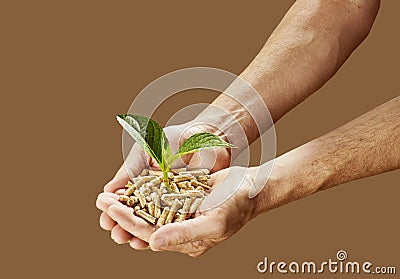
[117, 114, 236, 189]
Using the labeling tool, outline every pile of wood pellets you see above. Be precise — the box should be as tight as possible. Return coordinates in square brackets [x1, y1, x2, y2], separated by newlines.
[118, 168, 211, 228]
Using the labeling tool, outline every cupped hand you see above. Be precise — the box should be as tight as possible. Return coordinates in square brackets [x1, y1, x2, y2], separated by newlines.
[147, 166, 260, 257]
[96, 123, 232, 248]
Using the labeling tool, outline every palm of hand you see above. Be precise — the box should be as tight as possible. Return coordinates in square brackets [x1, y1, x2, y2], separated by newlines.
[148, 166, 257, 256]
[97, 124, 233, 249]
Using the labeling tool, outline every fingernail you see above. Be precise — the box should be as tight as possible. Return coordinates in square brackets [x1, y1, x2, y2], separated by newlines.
[152, 237, 166, 249]
[137, 245, 150, 250]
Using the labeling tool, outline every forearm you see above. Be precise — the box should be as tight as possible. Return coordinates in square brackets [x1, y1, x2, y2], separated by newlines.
[255, 97, 400, 215]
[193, 0, 380, 150]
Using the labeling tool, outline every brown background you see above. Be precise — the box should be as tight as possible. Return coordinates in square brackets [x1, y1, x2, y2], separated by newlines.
[1, 1, 399, 278]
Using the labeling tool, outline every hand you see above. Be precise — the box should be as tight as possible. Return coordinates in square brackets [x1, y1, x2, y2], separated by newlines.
[96, 123, 232, 248]
[147, 166, 260, 257]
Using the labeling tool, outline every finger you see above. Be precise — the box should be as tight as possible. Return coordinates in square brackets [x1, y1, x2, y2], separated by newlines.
[104, 174, 130, 193]
[111, 224, 131, 244]
[97, 192, 119, 200]
[188, 149, 217, 170]
[104, 142, 151, 193]
[99, 212, 116, 230]
[188, 250, 207, 258]
[96, 194, 137, 241]
[149, 215, 218, 250]
[129, 236, 149, 250]
[108, 204, 154, 242]
[156, 241, 207, 255]
[188, 147, 229, 173]
[122, 142, 150, 176]
[208, 169, 229, 185]
[115, 189, 125, 195]
[96, 193, 120, 212]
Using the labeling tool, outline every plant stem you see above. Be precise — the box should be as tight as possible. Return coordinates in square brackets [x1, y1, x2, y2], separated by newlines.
[162, 167, 171, 189]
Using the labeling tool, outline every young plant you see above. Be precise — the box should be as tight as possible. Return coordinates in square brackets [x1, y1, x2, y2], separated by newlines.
[117, 114, 235, 189]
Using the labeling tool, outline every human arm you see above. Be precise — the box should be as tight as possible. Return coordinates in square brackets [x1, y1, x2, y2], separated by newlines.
[193, 0, 381, 152]
[147, 97, 399, 256]
[254, 96, 400, 213]
[97, 0, 381, 247]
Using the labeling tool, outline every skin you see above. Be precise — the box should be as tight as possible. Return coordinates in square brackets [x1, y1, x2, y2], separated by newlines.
[169, 96, 400, 256]
[98, 98, 399, 256]
[195, 0, 381, 146]
[99, 124, 231, 247]
[96, 0, 384, 252]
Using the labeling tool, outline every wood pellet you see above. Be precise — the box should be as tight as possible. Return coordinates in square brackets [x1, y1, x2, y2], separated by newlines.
[117, 168, 210, 227]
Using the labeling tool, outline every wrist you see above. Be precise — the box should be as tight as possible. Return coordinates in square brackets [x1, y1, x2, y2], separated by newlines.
[188, 116, 246, 159]
[190, 75, 273, 153]
[245, 166, 268, 219]
[190, 103, 256, 157]
[184, 121, 222, 137]
[252, 142, 333, 215]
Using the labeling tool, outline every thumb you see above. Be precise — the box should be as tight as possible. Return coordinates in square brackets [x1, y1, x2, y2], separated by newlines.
[199, 166, 247, 211]
[149, 215, 218, 250]
[104, 143, 148, 193]
[103, 166, 130, 192]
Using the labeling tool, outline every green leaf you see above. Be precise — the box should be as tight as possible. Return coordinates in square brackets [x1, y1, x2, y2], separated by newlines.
[117, 115, 235, 189]
[169, 132, 236, 165]
[116, 114, 171, 167]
